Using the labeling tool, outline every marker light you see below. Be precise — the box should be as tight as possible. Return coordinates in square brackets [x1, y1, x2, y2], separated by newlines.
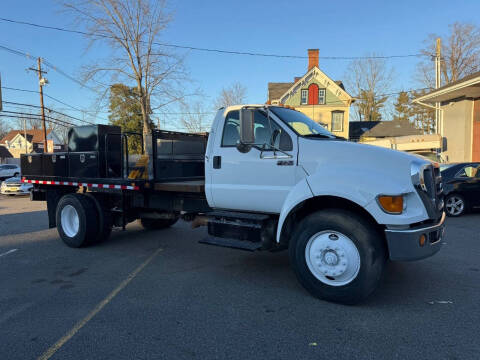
[378, 195, 404, 214]
[419, 234, 426, 247]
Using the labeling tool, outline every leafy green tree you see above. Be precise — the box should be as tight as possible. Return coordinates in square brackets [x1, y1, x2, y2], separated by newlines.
[356, 90, 388, 121]
[410, 90, 435, 134]
[108, 84, 153, 154]
[393, 91, 412, 122]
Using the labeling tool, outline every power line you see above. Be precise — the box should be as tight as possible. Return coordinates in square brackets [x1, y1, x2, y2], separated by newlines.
[2, 100, 95, 125]
[1, 85, 108, 121]
[0, 43, 104, 93]
[0, 17, 427, 60]
[0, 112, 73, 128]
[0, 109, 76, 126]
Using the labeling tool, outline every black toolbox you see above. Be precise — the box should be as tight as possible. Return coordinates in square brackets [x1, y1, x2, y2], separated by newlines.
[20, 154, 43, 176]
[68, 152, 100, 178]
[42, 153, 68, 177]
[68, 125, 122, 178]
[154, 131, 207, 181]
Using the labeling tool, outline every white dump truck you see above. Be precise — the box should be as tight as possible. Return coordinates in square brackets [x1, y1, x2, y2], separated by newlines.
[22, 105, 445, 304]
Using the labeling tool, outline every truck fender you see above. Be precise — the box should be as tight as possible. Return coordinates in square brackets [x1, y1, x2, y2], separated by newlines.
[306, 166, 427, 225]
[276, 178, 313, 243]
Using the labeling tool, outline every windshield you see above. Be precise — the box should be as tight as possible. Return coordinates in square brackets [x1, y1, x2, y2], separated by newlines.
[270, 107, 336, 138]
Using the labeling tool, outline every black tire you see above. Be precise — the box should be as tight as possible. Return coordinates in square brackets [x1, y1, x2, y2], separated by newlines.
[56, 193, 99, 248]
[445, 193, 466, 217]
[84, 194, 113, 243]
[289, 209, 387, 305]
[139, 215, 179, 230]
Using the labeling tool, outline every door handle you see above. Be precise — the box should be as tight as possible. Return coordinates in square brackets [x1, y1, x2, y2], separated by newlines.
[277, 160, 294, 166]
[213, 156, 221, 169]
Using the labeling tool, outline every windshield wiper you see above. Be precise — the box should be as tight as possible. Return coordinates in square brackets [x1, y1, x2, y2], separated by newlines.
[304, 133, 346, 140]
[303, 133, 335, 139]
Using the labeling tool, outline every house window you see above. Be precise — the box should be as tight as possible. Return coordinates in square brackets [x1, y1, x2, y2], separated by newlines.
[331, 111, 344, 132]
[301, 89, 308, 105]
[318, 89, 326, 104]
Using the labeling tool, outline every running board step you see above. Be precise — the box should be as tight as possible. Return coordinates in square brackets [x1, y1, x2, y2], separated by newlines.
[199, 236, 262, 251]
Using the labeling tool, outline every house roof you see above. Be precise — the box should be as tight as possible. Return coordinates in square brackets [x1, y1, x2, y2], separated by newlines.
[0, 146, 13, 158]
[268, 82, 293, 101]
[349, 120, 422, 140]
[1, 129, 52, 144]
[267, 68, 349, 102]
[414, 71, 480, 104]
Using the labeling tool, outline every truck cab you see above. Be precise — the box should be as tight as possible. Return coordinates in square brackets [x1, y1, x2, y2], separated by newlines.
[203, 104, 444, 302]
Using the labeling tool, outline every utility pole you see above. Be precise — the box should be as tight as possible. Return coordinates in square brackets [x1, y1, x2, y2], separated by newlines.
[28, 58, 48, 152]
[24, 117, 28, 154]
[435, 38, 442, 135]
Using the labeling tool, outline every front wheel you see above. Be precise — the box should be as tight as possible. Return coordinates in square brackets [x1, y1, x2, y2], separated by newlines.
[289, 209, 387, 305]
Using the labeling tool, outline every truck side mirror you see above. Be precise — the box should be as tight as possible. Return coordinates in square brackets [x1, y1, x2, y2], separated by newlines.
[239, 109, 255, 144]
[236, 109, 255, 153]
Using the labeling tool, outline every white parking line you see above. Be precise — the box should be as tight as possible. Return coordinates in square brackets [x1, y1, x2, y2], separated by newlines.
[0, 249, 18, 258]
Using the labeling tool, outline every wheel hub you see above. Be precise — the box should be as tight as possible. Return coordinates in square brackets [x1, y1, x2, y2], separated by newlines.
[61, 204, 80, 238]
[305, 231, 360, 286]
[323, 250, 339, 266]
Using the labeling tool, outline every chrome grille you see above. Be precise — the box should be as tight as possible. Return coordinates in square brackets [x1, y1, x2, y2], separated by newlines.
[421, 165, 444, 217]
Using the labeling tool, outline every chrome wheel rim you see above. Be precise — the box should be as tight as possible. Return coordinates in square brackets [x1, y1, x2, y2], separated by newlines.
[446, 196, 464, 216]
[61, 205, 79, 237]
[305, 230, 361, 287]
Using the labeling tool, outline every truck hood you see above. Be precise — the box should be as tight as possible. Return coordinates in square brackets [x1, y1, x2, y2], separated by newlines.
[298, 137, 430, 199]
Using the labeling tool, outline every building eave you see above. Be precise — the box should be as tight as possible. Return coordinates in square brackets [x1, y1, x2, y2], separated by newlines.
[414, 75, 480, 104]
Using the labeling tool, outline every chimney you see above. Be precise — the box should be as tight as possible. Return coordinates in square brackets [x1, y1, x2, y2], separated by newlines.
[294, 77, 301, 83]
[308, 49, 319, 71]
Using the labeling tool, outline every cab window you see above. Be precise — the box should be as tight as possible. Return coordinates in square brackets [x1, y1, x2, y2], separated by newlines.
[221, 109, 292, 151]
[253, 110, 292, 151]
[221, 111, 240, 147]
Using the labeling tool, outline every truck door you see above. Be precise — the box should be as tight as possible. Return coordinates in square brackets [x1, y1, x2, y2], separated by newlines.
[209, 109, 298, 213]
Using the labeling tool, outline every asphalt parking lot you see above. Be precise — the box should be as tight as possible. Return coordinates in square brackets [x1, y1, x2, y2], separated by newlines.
[0, 195, 479, 360]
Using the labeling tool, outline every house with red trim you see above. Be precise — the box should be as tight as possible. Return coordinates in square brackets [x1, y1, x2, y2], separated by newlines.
[267, 49, 354, 139]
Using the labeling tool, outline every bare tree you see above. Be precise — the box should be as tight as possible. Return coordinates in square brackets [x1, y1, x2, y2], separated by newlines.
[179, 102, 210, 133]
[63, 0, 188, 152]
[0, 118, 9, 139]
[214, 82, 247, 109]
[344, 56, 394, 121]
[417, 22, 480, 87]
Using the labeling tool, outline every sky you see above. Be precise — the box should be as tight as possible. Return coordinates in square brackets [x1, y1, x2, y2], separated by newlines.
[1, 0, 480, 130]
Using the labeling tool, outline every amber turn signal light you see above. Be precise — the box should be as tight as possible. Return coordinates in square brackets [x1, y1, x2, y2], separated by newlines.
[378, 195, 404, 214]
[419, 234, 426, 247]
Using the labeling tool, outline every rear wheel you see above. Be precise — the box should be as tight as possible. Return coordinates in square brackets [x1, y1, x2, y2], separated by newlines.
[445, 194, 466, 217]
[139, 214, 179, 230]
[56, 194, 99, 248]
[289, 209, 387, 305]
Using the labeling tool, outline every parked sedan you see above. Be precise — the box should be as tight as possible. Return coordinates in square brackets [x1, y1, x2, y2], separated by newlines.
[0, 177, 32, 195]
[0, 164, 20, 180]
[441, 162, 480, 216]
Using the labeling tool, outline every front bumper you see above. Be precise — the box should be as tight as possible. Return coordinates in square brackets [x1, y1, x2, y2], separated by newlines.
[1, 188, 31, 195]
[385, 212, 445, 261]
